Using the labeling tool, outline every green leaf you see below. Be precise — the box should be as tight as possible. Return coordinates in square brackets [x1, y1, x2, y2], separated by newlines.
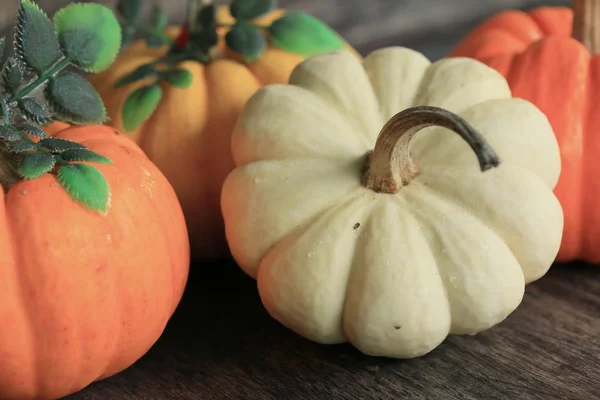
[116, 0, 142, 22]
[54, 3, 122, 73]
[0, 37, 6, 62]
[57, 163, 110, 214]
[19, 153, 56, 179]
[60, 148, 112, 164]
[14, 0, 62, 72]
[1, 58, 25, 93]
[45, 71, 107, 124]
[230, 0, 276, 20]
[225, 22, 267, 62]
[163, 68, 193, 89]
[10, 141, 37, 153]
[0, 125, 21, 141]
[122, 84, 162, 131]
[268, 12, 345, 57]
[18, 97, 52, 125]
[17, 124, 47, 138]
[152, 5, 168, 31]
[39, 137, 85, 153]
[114, 64, 157, 88]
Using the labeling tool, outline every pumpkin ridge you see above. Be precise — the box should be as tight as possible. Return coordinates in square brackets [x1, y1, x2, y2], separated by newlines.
[343, 194, 450, 356]
[287, 51, 380, 146]
[579, 61, 595, 260]
[257, 190, 377, 343]
[1, 204, 38, 398]
[528, 7, 573, 37]
[255, 185, 367, 279]
[411, 165, 562, 283]
[398, 181, 524, 333]
[363, 47, 431, 124]
[386, 192, 454, 335]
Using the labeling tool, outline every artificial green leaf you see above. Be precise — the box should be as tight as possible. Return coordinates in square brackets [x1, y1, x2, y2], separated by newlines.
[268, 12, 345, 57]
[163, 68, 193, 89]
[114, 64, 158, 88]
[225, 22, 267, 62]
[0, 125, 21, 141]
[18, 97, 52, 125]
[17, 124, 47, 138]
[230, 0, 276, 20]
[14, 0, 62, 72]
[152, 5, 168, 31]
[10, 141, 37, 153]
[60, 148, 112, 164]
[45, 71, 107, 124]
[0, 97, 10, 122]
[54, 3, 122, 73]
[0, 37, 6, 62]
[19, 153, 56, 179]
[122, 84, 162, 131]
[116, 0, 142, 22]
[39, 137, 85, 153]
[57, 163, 110, 214]
[1, 58, 25, 93]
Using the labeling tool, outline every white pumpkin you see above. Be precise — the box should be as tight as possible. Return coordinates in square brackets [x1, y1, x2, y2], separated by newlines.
[221, 48, 563, 358]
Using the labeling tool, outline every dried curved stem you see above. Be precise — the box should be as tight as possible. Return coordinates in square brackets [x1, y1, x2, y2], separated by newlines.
[572, 0, 600, 55]
[362, 106, 501, 194]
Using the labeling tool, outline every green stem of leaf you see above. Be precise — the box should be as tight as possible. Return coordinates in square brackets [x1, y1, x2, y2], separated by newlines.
[0, 97, 10, 125]
[8, 56, 71, 106]
[9, 125, 67, 166]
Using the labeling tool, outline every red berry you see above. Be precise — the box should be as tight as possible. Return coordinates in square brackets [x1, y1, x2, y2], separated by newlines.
[175, 25, 189, 49]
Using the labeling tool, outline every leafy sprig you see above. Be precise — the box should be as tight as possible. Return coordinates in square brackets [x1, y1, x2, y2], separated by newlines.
[0, 0, 122, 214]
[114, 0, 346, 131]
[116, 0, 172, 49]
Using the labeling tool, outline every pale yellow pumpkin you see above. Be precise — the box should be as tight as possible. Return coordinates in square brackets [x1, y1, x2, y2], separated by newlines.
[221, 48, 563, 358]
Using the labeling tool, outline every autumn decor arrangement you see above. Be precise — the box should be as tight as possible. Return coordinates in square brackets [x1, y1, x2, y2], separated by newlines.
[449, 0, 600, 264]
[221, 48, 564, 358]
[88, 0, 360, 260]
[0, 1, 190, 399]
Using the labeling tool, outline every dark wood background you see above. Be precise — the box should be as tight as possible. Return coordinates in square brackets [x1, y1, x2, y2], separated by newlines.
[0, 0, 572, 59]
[4, 0, 600, 399]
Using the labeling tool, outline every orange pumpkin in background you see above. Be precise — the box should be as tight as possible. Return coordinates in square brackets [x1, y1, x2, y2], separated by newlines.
[449, 0, 600, 263]
[88, 2, 360, 260]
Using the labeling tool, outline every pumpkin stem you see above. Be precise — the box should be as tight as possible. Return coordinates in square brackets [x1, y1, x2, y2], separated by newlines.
[187, 0, 213, 34]
[362, 106, 501, 194]
[572, 0, 600, 54]
[0, 142, 23, 194]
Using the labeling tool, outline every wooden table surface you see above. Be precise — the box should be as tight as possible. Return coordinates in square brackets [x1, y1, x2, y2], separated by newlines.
[4, 0, 599, 399]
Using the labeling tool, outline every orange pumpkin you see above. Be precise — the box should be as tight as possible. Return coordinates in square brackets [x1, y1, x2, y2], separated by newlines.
[449, 0, 600, 263]
[0, 122, 190, 399]
[88, 5, 360, 260]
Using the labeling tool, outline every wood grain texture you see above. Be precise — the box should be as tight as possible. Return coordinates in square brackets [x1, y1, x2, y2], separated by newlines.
[65, 262, 600, 400]
[2, 0, 598, 399]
